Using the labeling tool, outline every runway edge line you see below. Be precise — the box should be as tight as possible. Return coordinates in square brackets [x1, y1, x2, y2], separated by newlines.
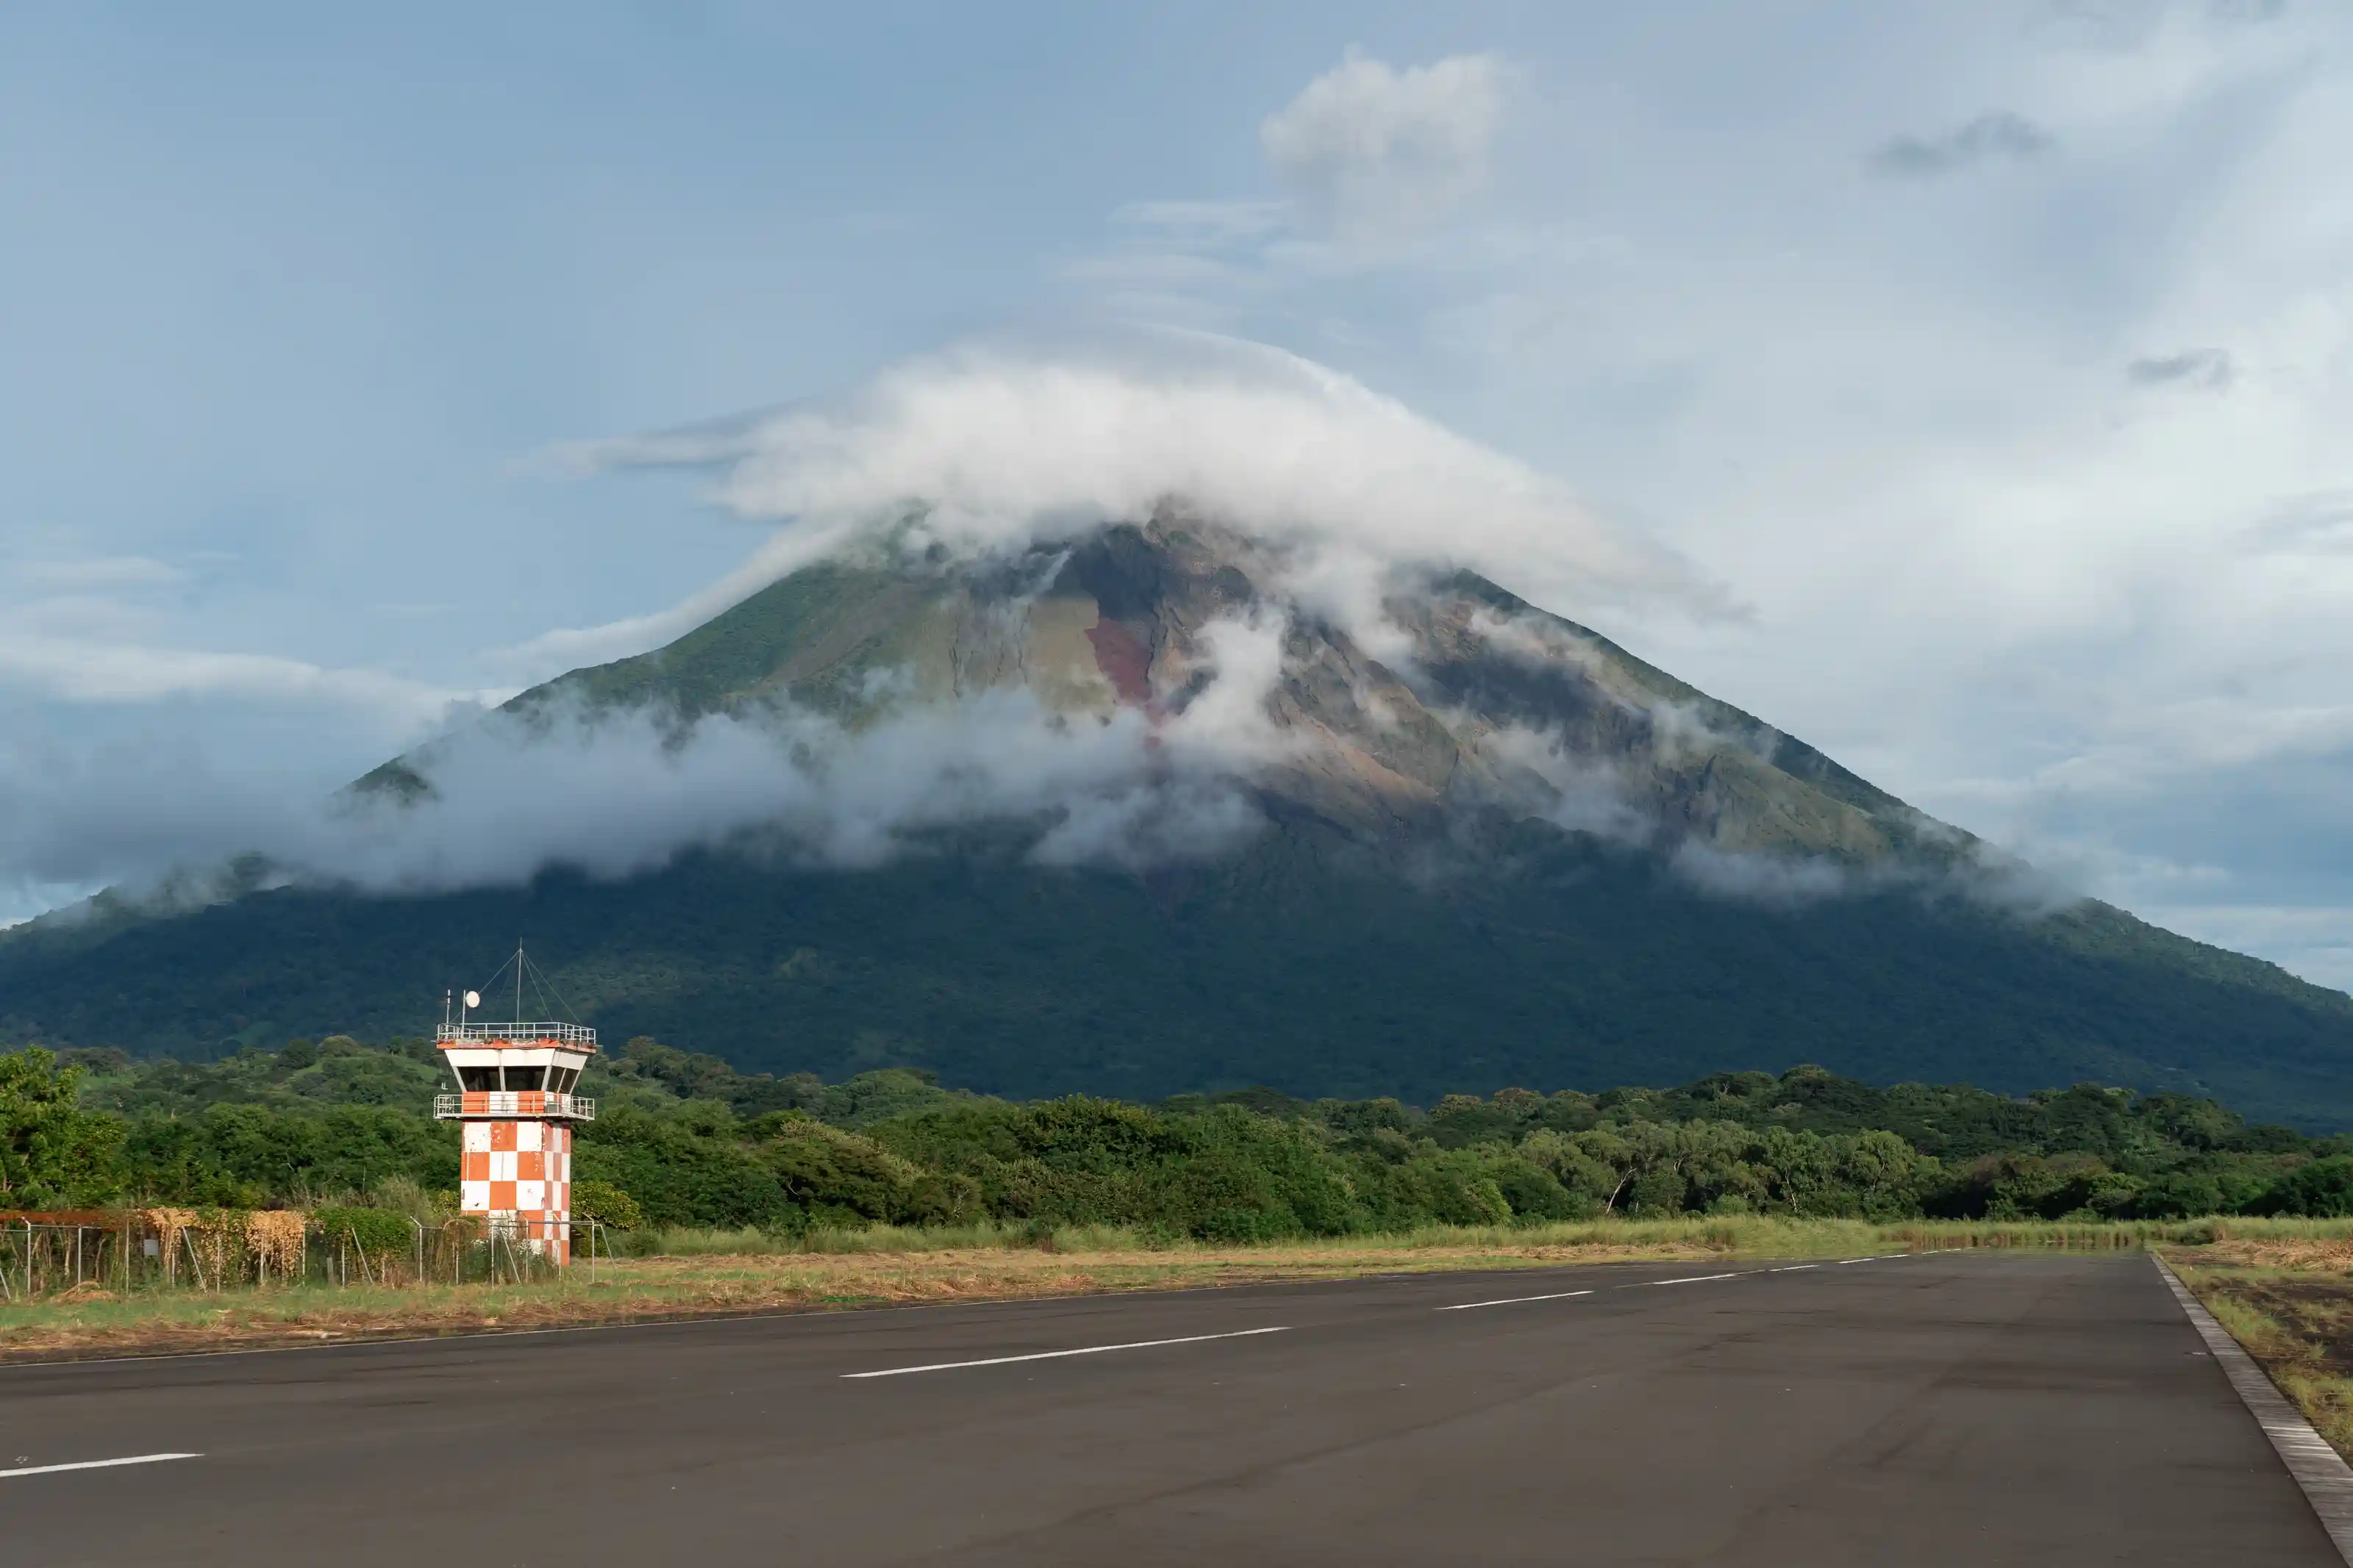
[2154, 1253, 2353, 1564]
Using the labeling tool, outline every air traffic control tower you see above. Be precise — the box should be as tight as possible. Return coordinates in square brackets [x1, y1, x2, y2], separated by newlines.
[433, 1007, 597, 1264]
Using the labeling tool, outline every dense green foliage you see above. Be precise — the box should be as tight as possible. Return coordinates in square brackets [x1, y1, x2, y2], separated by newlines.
[0, 1048, 124, 1208]
[8, 1038, 2352, 1233]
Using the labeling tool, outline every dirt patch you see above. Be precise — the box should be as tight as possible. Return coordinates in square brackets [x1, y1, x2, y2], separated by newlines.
[2198, 1272, 2353, 1380]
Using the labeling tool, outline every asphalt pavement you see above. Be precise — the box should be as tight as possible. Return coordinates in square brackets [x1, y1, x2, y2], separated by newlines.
[1, 1250, 2335, 1565]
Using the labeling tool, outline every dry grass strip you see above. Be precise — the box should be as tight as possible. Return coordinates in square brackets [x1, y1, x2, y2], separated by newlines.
[0, 1239, 1720, 1363]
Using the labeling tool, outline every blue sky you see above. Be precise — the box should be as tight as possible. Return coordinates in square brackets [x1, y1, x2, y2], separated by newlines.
[6, 2, 2352, 988]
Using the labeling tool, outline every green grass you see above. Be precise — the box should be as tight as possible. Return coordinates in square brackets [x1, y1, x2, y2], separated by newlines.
[625, 1213, 2353, 1259]
[609, 1220, 1074, 1257]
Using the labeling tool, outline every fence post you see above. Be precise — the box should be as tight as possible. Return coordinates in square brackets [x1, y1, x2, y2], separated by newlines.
[411, 1218, 425, 1286]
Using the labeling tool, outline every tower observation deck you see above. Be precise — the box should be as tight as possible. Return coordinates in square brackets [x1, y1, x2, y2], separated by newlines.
[432, 1022, 599, 1123]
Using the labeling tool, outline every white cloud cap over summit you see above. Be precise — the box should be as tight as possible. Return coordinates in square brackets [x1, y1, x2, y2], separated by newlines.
[545, 331, 1730, 668]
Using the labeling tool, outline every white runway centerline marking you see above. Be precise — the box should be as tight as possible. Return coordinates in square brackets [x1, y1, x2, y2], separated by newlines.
[843, 1326, 1290, 1378]
[1649, 1272, 1742, 1286]
[1, 1453, 201, 1480]
[1436, 1289, 1596, 1311]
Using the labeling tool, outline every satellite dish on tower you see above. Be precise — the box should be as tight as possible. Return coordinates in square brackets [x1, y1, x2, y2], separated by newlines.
[464, 991, 482, 1010]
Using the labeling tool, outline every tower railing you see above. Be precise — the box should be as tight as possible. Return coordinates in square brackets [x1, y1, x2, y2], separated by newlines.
[432, 1092, 597, 1121]
[435, 1022, 598, 1047]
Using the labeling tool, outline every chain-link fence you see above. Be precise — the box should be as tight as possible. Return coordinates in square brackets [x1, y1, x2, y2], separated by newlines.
[0, 1212, 621, 1300]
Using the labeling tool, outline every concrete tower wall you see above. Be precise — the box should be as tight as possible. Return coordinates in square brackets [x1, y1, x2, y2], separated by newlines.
[460, 1118, 575, 1262]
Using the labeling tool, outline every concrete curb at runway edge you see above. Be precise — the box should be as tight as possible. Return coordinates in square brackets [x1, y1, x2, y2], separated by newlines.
[2155, 1253, 2353, 1565]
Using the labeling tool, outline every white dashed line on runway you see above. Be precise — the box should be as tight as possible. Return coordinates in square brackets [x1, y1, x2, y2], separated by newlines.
[843, 1326, 1290, 1378]
[1, 1454, 202, 1480]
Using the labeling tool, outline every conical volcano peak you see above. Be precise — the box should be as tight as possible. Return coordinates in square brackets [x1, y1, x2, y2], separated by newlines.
[420, 516, 1961, 874]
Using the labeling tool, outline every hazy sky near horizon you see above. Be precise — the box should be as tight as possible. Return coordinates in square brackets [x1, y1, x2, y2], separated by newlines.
[6, 2, 2353, 988]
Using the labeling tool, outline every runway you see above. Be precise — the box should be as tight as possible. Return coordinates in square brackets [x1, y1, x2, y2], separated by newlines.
[1, 1250, 2335, 1565]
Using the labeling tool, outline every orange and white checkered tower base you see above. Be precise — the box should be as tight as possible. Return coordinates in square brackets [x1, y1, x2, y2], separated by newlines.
[433, 1018, 597, 1264]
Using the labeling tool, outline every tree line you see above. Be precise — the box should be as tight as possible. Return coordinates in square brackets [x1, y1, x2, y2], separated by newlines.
[7, 1036, 2353, 1234]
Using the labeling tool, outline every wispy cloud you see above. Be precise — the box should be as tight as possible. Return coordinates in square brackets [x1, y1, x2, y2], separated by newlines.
[1058, 51, 1598, 337]
[13, 555, 186, 592]
[1868, 111, 2054, 179]
[2127, 348, 2235, 389]
[0, 630, 479, 722]
[1110, 200, 1293, 248]
[2210, 0, 2288, 26]
[0, 621, 1303, 908]
[1260, 49, 1514, 239]
[2246, 491, 2353, 554]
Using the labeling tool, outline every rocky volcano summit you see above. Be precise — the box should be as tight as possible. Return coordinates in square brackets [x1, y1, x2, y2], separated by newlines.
[8, 518, 2353, 1126]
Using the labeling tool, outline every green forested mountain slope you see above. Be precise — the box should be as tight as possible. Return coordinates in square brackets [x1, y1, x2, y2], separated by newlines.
[5, 830, 2351, 1126]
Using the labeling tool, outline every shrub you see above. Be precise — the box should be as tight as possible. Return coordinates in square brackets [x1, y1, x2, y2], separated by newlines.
[312, 1205, 417, 1272]
[368, 1175, 446, 1222]
[2260, 1156, 2353, 1217]
[758, 1118, 931, 1225]
[2132, 1171, 2224, 1219]
[571, 1178, 646, 1230]
[1624, 1168, 1687, 1217]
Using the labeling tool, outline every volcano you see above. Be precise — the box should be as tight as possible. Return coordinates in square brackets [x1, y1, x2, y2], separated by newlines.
[7, 517, 2352, 1125]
